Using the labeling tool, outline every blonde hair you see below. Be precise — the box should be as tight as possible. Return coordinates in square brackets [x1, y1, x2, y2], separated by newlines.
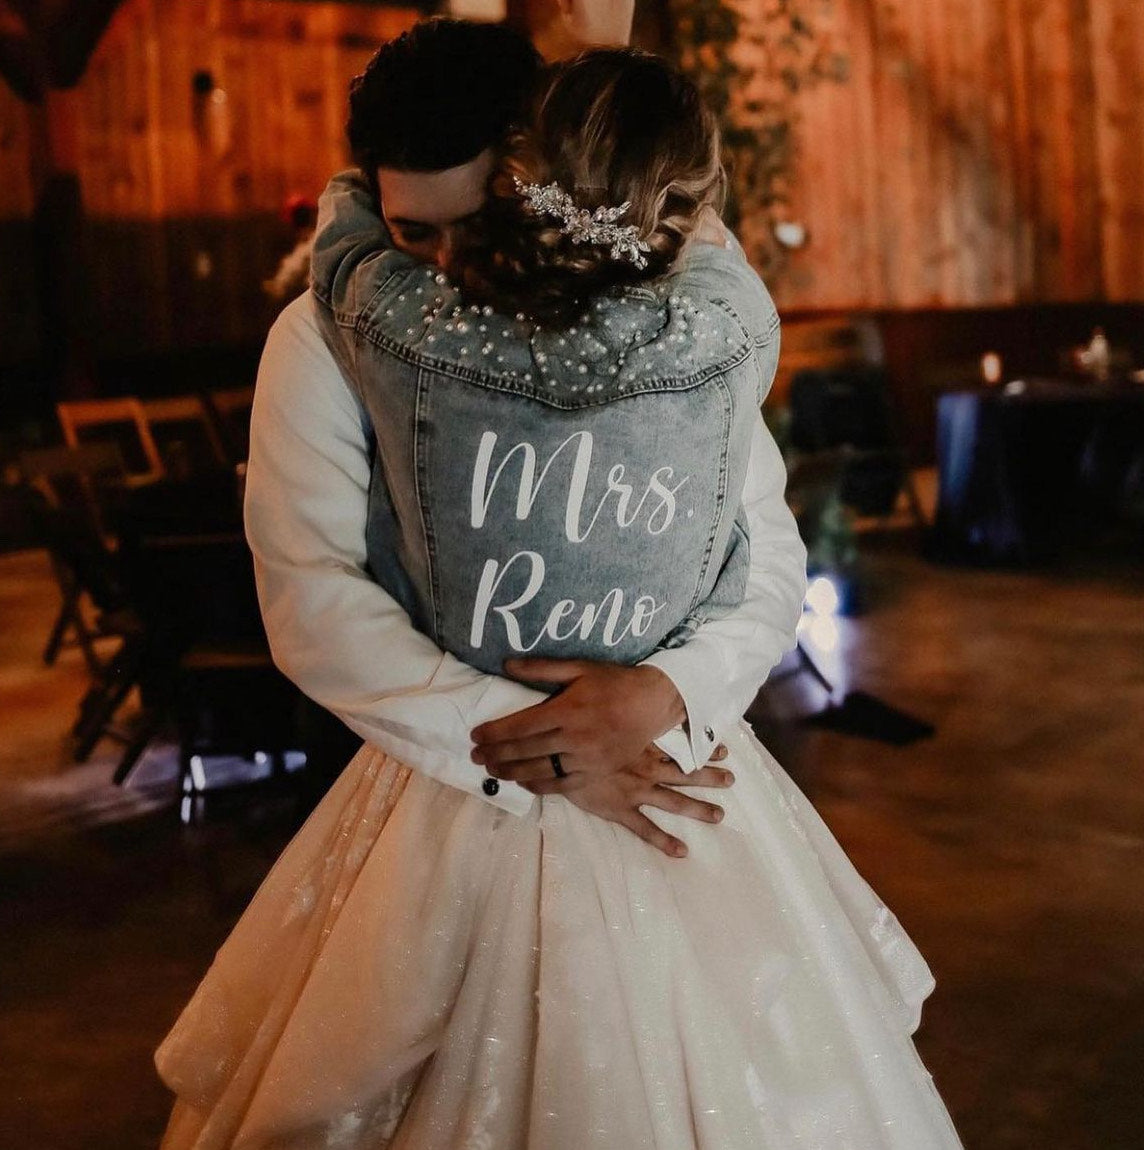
[452, 49, 725, 328]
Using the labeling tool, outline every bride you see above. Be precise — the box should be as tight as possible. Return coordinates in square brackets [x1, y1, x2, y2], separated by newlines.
[155, 26, 965, 1150]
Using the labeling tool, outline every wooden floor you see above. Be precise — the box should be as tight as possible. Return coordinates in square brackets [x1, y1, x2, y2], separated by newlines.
[1, 528, 1142, 1149]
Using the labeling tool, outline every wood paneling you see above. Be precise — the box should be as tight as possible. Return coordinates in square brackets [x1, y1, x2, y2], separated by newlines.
[0, 79, 35, 217]
[769, 0, 1144, 308]
[74, 0, 418, 219]
[0, 0, 1141, 366]
[1088, 0, 1144, 301]
[0, 1, 417, 220]
[0, 1, 418, 362]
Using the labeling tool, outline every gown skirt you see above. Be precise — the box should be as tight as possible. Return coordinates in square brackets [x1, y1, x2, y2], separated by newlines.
[154, 720, 965, 1149]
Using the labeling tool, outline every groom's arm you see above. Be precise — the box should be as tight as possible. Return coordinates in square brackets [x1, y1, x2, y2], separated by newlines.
[246, 293, 545, 817]
[248, 291, 803, 811]
[247, 292, 721, 815]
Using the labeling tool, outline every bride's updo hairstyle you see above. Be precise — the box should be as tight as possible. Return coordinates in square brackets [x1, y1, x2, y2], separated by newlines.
[454, 48, 725, 328]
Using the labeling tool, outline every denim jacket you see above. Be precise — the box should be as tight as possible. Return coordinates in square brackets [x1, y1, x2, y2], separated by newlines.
[310, 171, 780, 679]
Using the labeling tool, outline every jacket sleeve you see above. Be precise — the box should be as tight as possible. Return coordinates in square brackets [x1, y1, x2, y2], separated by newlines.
[309, 169, 415, 319]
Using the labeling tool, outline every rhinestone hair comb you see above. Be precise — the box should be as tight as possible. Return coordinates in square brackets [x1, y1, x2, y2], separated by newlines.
[513, 177, 652, 270]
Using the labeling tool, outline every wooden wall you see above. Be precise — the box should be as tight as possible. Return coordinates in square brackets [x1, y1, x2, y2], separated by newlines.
[1, 0, 1141, 376]
[774, 0, 1144, 310]
[0, 80, 36, 218]
[0, 0, 418, 369]
[72, 0, 417, 219]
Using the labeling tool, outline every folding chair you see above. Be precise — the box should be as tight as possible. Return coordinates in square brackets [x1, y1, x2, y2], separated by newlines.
[69, 470, 244, 764]
[18, 443, 132, 675]
[203, 385, 256, 464]
[111, 529, 303, 810]
[140, 395, 228, 477]
[57, 397, 164, 480]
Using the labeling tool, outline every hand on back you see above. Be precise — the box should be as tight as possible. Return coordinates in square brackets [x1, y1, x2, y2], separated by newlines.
[470, 658, 735, 857]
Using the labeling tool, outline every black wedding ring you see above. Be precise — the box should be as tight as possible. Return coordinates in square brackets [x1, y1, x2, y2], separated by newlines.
[550, 753, 567, 778]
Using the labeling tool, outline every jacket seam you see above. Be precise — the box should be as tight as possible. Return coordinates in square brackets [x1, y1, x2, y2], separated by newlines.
[412, 370, 442, 642]
[686, 372, 733, 615]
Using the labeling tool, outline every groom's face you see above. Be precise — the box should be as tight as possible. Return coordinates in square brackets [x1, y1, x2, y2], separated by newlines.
[377, 148, 495, 268]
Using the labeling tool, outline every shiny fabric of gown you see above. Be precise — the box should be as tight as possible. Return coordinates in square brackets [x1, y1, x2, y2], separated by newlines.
[155, 720, 965, 1149]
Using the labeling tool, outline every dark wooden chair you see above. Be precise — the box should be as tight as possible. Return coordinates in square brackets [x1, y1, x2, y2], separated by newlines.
[57, 397, 164, 481]
[788, 365, 927, 528]
[203, 385, 256, 464]
[18, 443, 133, 676]
[140, 395, 229, 478]
[67, 472, 252, 774]
[111, 527, 304, 816]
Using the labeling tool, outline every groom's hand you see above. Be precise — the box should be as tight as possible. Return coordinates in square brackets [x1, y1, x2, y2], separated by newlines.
[469, 659, 688, 785]
[525, 744, 735, 859]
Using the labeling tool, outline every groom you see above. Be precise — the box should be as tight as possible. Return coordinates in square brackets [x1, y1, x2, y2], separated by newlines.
[245, 17, 807, 855]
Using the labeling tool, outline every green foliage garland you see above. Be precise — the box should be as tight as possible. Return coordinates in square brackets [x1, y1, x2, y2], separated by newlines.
[667, 0, 848, 280]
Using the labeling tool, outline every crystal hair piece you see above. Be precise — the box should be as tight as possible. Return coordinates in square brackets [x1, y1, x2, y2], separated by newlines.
[513, 177, 652, 270]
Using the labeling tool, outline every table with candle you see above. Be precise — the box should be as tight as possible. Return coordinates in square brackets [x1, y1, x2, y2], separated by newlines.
[928, 373, 1144, 565]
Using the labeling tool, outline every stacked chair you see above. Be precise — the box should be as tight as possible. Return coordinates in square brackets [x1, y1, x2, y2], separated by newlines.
[111, 492, 303, 816]
[22, 389, 302, 822]
[20, 442, 137, 677]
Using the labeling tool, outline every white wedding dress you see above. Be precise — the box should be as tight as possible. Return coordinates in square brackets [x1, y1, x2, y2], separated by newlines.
[155, 719, 965, 1149]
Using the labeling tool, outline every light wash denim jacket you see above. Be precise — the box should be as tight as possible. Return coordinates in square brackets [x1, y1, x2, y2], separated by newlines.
[310, 171, 780, 679]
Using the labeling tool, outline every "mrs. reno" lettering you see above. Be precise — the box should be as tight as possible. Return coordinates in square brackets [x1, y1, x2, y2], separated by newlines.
[468, 430, 689, 652]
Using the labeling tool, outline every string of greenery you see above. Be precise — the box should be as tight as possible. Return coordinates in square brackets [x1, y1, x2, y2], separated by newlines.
[667, 0, 848, 280]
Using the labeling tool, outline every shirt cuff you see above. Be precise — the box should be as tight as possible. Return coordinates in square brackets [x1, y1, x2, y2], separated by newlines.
[641, 637, 729, 772]
[461, 674, 550, 815]
[357, 723, 537, 817]
[652, 724, 699, 772]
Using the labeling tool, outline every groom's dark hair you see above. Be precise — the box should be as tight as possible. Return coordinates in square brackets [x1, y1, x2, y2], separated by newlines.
[348, 19, 541, 178]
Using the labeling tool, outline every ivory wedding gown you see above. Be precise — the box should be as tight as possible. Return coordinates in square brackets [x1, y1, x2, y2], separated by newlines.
[155, 718, 965, 1149]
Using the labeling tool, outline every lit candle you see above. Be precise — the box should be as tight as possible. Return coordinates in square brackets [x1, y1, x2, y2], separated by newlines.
[981, 352, 1003, 385]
